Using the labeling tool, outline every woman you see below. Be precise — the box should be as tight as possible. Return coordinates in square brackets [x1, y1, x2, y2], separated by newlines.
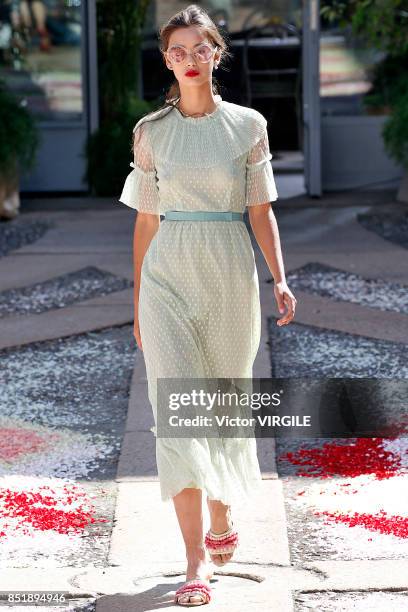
[119, 4, 296, 607]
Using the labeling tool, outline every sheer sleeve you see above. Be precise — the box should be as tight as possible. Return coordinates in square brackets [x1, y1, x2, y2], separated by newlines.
[245, 125, 278, 207]
[118, 120, 161, 214]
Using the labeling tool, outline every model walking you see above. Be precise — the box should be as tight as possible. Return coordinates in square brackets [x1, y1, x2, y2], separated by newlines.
[119, 5, 296, 607]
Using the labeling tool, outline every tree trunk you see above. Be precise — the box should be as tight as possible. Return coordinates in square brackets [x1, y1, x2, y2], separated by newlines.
[0, 171, 20, 219]
[396, 169, 408, 204]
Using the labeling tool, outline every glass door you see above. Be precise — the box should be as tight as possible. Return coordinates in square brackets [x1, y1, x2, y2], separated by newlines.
[0, 0, 93, 192]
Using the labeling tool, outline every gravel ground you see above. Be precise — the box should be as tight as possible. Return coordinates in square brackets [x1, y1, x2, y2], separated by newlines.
[268, 319, 408, 379]
[0, 219, 54, 257]
[0, 324, 137, 567]
[0, 324, 136, 479]
[0, 266, 133, 318]
[280, 262, 408, 314]
[268, 318, 408, 566]
[357, 208, 408, 249]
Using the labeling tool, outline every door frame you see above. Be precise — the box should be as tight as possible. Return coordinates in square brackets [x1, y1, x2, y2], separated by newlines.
[302, 0, 321, 196]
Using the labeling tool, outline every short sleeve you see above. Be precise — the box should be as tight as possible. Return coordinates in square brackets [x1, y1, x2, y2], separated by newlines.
[118, 120, 161, 214]
[245, 125, 278, 207]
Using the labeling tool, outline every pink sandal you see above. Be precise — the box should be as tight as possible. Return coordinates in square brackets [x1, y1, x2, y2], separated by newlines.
[174, 578, 212, 606]
[204, 514, 239, 565]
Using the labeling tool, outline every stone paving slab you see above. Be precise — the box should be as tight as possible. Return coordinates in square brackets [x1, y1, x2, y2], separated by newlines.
[0, 290, 134, 350]
[108, 480, 290, 570]
[266, 248, 408, 286]
[295, 559, 408, 589]
[14, 210, 137, 255]
[78, 565, 295, 611]
[274, 205, 407, 258]
[94, 571, 293, 611]
[295, 590, 408, 612]
[1, 559, 407, 597]
[2, 560, 407, 611]
[0, 252, 133, 291]
[269, 291, 408, 343]
[0, 597, 96, 612]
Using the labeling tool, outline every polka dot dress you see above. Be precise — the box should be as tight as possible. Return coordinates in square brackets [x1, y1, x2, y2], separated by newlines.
[119, 95, 278, 506]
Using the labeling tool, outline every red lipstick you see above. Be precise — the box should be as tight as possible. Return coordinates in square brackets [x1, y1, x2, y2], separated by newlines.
[185, 70, 199, 77]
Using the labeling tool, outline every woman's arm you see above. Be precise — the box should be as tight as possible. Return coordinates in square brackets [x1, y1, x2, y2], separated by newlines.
[248, 203, 285, 283]
[248, 203, 296, 326]
[245, 120, 297, 327]
[118, 120, 161, 349]
[133, 212, 160, 350]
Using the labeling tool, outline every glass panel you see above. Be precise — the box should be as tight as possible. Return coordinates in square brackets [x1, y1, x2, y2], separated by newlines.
[0, 0, 83, 122]
[144, 1, 302, 151]
[147, 1, 302, 34]
[319, 12, 386, 116]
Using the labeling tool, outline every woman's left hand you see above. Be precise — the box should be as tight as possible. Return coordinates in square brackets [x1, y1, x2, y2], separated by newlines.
[274, 281, 297, 326]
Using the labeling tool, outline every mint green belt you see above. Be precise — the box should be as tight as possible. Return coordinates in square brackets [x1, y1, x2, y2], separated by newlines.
[164, 210, 244, 221]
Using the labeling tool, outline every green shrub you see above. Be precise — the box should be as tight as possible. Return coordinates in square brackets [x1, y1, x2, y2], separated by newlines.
[84, 0, 153, 195]
[83, 95, 154, 196]
[0, 78, 40, 180]
[321, 0, 408, 167]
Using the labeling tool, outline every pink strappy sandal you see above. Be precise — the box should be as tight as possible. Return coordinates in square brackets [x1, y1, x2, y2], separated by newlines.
[204, 512, 239, 566]
[174, 578, 212, 606]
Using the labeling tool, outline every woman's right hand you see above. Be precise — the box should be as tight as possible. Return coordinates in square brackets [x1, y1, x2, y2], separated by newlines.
[133, 316, 143, 351]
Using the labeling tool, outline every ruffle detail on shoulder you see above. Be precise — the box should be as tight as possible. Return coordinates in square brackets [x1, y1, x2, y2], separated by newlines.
[246, 156, 278, 206]
[147, 101, 268, 168]
[118, 161, 160, 213]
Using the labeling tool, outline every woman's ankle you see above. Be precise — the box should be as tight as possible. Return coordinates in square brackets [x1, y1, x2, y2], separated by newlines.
[185, 544, 207, 562]
[208, 503, 232, 532]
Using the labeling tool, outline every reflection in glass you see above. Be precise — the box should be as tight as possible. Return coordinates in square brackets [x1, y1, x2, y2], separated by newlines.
[151, 1, 302, 34]
[320, 17, 386, 117]
[0, 0, 82, 121]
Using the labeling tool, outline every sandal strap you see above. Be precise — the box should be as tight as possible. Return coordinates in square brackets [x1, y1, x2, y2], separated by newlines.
[205, 518, 235, 538]
[175, 579, 212, 603]
[176, 579, 211, 591]
[205, 528, 238, 540]
[205, 529, 238, 545]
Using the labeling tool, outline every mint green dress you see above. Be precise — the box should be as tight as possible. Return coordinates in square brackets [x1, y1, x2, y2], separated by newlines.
[119, 95, 278, 505]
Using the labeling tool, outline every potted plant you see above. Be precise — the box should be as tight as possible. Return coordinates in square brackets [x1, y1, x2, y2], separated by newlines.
[84, 0, 154, 196]
[321, 0, 408, 201]
[84, 94, 155, 196]
[0, 78, 40, 220]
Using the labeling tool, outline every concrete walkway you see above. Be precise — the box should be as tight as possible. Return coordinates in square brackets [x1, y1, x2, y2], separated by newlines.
[0, 192, 407, 610]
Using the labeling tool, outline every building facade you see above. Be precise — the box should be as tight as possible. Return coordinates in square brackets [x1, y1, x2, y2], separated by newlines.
[0, 1, 402, 195]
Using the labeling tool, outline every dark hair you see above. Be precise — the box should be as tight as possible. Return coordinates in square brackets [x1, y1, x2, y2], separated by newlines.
[132, 3, 232, 150]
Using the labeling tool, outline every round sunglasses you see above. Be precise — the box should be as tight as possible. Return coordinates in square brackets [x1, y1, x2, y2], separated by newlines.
[166, 43, 217, 64]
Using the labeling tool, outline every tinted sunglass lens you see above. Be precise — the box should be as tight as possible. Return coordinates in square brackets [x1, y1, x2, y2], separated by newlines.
[169, 48, 186, 63]
[168, 45, 214, 63]
[196, 46, 212, 62]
